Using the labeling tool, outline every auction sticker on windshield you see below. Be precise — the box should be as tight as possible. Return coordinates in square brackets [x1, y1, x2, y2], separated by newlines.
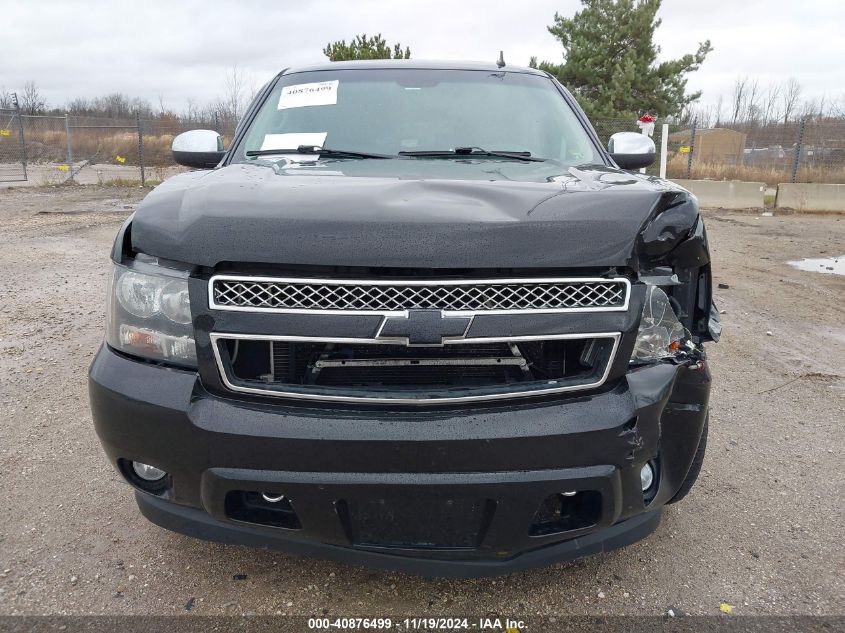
[279, 80, 339, 109]
[260, 132, 328, 151]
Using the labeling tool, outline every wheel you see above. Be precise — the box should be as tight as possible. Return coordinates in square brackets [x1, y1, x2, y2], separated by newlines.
[667, 414, 708, 504]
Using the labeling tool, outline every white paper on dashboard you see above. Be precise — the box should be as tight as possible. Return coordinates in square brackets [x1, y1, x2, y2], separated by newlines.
[259, 132, 328, 152]
[278, 80, 339, 109]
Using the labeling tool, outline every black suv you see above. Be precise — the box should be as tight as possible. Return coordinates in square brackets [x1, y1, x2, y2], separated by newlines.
[89, 60, 718, 577]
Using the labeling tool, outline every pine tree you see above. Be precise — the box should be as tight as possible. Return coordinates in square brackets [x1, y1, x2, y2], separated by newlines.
[535, 0, 711, 118]
[323, 34, 411, 62]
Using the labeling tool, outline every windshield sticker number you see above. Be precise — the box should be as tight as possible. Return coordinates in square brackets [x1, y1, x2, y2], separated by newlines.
[278, 81, 339, 109]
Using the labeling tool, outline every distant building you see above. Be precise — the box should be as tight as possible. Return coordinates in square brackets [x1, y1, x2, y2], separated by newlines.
[668, 127, 747, 163]
[744, 145, 786, 167]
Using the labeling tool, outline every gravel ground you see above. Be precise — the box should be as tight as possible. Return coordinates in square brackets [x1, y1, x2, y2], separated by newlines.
[0, 186, 843, 617]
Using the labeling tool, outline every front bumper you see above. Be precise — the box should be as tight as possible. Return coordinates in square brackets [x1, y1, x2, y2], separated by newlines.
[89, 344, 710, 577]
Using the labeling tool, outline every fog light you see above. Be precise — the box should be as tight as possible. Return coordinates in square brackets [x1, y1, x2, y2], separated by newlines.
[640, 462, 655, 491]
[132, 461, 166, 482]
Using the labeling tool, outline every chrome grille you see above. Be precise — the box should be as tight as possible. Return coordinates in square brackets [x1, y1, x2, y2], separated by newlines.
[211, 333, 621, 405]
[210, 276, 629, 314]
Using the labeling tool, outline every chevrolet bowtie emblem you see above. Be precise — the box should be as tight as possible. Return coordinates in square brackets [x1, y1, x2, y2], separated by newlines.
[376, 310, 472, 346]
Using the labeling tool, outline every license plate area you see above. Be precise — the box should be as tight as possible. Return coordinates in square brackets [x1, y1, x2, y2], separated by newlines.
[339, 493, 496, 550]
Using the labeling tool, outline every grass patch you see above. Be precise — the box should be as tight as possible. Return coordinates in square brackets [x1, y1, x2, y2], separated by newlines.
[98, 178, 162, 188]
[665, 155, 845, 186]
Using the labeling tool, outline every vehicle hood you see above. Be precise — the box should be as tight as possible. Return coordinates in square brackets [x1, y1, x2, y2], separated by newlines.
[130, 159, 688, 270]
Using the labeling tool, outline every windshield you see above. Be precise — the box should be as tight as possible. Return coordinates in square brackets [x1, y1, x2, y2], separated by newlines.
[233, 69, 601, 164]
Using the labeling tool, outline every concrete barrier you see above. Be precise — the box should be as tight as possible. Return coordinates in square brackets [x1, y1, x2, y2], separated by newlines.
[0, 163, 186, 188]
[775, 183, 845, 212]
[671, 179, 765, 209]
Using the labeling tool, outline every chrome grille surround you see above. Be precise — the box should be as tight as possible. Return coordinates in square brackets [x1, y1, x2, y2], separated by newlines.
[209, 275, 631, 315]
[210, 332, 621, 405]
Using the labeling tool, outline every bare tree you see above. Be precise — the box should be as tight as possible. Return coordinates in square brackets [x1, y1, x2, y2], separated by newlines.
[66, 96, 92, 113]
[760, 83, 781, 125]
[815, 94, 827, 119]
[19, 80, 46, 114]
[690, 102, 721, 128]
[781, 78, 801, 124]
[185, 97, 198, 123]
[730, 76, 748, 124]
[0, 86, 12, 109]
[798, 95, 827, 121]
[681, 103, 704, 127]
[96, 93, 133, 118]
[247, 75, 259, 107]
[829, 95, 845, 119]
[740, 77, 761, 126]
[683, 98, 731, 129]
[714, 94, 723, 126]
[222, 64, 247, 122]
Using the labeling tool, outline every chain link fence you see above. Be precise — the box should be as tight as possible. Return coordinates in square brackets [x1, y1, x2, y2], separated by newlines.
[0, 111, 236, 185]
[4, 109, 845, 187]
[593, 117, 845, 185]
[0, 107, 27, 182]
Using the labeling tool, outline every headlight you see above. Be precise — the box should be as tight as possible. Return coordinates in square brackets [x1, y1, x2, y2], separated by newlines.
[630, 285, 686, 363]
[116, 271, 162, 318]
[159, 280, 192, 324]
[106, 261, 197, 367]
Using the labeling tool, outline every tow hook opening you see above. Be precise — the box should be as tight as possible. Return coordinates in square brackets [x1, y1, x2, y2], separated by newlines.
[529, 490, 602, 536]
[261, 492, 286, 503]
[224, 490, 302, 530]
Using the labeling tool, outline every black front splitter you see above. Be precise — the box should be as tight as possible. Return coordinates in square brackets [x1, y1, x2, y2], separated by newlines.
[136, 492, 662, 578]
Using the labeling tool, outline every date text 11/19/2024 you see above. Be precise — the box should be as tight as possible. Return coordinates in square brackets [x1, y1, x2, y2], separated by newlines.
[307, 617, 526, 631]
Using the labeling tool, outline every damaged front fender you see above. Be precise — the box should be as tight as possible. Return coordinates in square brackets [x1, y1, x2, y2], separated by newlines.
[637, 191, 700, 260]
[635, 191, 720, 343]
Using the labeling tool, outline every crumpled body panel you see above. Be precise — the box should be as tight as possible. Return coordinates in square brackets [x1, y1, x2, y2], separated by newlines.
[130, 161, 686, 269]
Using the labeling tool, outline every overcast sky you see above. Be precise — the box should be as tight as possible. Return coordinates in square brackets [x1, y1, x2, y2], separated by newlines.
[3, 0, 843, 114]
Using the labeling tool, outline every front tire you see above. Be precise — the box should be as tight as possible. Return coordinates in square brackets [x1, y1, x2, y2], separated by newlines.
[667, 414, 708, 504]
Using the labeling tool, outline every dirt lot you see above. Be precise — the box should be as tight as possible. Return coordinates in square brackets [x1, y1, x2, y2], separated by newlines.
[0, 186, 843, 618]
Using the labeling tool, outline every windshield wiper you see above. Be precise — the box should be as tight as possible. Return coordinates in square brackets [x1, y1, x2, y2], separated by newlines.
[246, 145, 392, 159]
[398, 146, 545, 162]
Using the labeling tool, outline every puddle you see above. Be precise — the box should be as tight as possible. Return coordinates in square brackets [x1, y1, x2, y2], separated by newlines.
[788, 255, 845, 276]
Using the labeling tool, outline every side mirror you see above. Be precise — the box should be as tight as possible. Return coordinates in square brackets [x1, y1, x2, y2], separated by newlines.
[172, 130, 225, 168]
[608, 132, 656, 170]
